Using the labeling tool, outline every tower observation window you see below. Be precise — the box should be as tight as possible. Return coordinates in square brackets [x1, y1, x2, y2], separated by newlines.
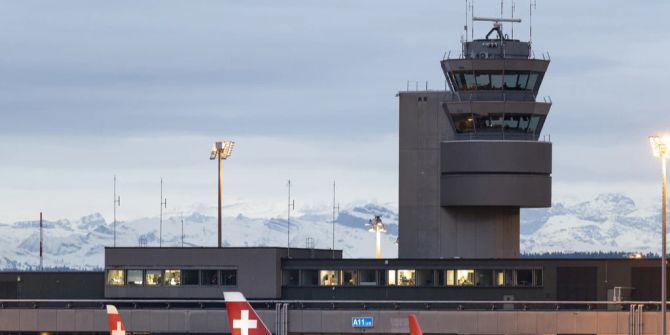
[475, 73, 491, 89]
[449, 71, 541, 91]
[451, 113, 544, 136]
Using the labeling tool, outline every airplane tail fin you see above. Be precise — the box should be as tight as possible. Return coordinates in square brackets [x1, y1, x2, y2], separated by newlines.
[224, 292, 271, 335]
[408, 314, 423, 335]
[106, 305, 126, 335]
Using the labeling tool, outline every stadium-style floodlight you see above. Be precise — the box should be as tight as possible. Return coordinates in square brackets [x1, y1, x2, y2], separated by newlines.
[210, 140, 235, 248]
[650, 134, 669, 335]
[366, 215, 386, 259]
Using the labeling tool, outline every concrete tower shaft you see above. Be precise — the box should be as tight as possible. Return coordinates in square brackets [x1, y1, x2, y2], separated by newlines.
[398, 23, 552, 259]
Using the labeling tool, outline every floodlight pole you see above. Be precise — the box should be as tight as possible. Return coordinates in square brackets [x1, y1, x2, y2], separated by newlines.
[651, 135, 668, 334]
[210, 141, 234, 248]
[218, 151, 223, 248]
[662, 155, 667, 335]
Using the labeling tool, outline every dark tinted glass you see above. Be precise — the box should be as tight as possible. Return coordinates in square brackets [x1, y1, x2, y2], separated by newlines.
[222, 270, 237, 286]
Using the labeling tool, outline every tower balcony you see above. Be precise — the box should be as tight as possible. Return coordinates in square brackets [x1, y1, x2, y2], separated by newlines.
[440, 140, 552, 208]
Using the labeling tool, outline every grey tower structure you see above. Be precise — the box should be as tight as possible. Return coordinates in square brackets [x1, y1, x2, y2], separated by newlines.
[399, 19, 552, 258]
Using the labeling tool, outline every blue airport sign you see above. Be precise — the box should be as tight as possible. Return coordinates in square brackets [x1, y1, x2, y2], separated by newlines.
[352, 316, 374, 328]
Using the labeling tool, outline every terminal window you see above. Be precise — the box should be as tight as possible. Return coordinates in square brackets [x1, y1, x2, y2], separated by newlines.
[201, 270, 219, 285]
[319, 270, 339, 286]
[106, 270, 124, 286]
[145, 270, 162, 286]
[456, 270, 474, 286]
[222, 270, 237, 286]
[341, 270, 357, 286]
[398, 270, 415, 286]
[182, 270, 199, 285]
[359, 270, 377, 286]
[495, 270, 505, 286]
[164, 270, 181, 286]
[126, 270, 143, 285]
[475, 270, 493, 286]
[445, 270, 455, 286]
[388, 270, 397, 286]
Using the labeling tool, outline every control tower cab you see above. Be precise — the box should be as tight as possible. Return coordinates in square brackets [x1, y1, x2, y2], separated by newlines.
[398, 17, 552, 259]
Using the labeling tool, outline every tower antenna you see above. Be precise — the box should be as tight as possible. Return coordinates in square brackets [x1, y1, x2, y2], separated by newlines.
[529, 0, 536, 48]
[113, 175, 120, 247]
[159, 178, 167, 247]
[287, 180, 294, 258]
[464, 0, 468, 43]
[511, 0, 515, 39]
[39, 212, 43, 270]
[471, 0, 475, 40]
[332, 180, 340, 259]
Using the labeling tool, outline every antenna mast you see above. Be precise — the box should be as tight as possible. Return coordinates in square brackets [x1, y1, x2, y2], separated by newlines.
[159, 178, 167, 247]
[113, 175, 120, 247]
[287, 180, 294, 258]
[464, 0, 468, 43]
[512, 0, 516, 39]
[39, 212, 43, 270]
[181, 212, 184, 247]
[332, 180, 340, 258]
[471, 0, 475, 40]
[529, 0, 536, 48]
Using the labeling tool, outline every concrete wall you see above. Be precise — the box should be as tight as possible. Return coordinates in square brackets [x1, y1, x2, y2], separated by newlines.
[0, 307, 664, 334]
[0, 272, 104, 299]
[398, 91, 454, 259]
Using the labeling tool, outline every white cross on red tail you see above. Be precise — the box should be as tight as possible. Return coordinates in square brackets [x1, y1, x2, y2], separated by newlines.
[224, 292, 271, 335]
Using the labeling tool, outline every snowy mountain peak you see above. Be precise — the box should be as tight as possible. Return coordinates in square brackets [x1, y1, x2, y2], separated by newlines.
[573, 193, 637, 219]
[78, 213, 107, 229]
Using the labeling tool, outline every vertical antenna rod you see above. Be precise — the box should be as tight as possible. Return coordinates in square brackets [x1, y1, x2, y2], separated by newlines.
[287, 180, 293, 258]
[113, 176, 120, 247]
[464, 0, 468, 43]
[39, 212, 43, 270]
[332, 180, 339, 258]
[159, 178, 167, 247]
[181, 212, 184, 247]
[529, 0, 536, 48]
[471, 0, 475, 40]
[511, 0, 516, 39]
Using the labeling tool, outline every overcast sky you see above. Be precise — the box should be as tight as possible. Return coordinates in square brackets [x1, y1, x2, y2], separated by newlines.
[1, 0, 669, 222]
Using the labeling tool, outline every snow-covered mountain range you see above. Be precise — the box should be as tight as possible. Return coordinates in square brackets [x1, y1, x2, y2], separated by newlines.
[0, 193, 664, 270]
[0, 203, 399, 270]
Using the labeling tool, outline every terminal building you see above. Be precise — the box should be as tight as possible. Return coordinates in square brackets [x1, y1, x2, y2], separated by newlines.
[0, 13, 666, 335]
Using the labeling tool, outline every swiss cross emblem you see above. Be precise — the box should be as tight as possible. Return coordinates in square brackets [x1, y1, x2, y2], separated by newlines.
[233, 310, 257, 335]
[111, 321, 125, 335]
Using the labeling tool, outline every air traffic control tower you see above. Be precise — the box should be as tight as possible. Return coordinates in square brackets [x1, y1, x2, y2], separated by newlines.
[399, 18, 552, 259]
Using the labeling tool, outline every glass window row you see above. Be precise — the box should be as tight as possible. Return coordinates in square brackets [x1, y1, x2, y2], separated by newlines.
[284, 268, 542, 288]
[449, 71, 541, 91]
[450, 113, 544, 134]
[106, 269, 237, 287]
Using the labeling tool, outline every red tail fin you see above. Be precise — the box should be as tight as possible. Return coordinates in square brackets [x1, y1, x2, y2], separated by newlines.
[224, 292, 271, 335]
[408, 314, 423, 335]
[106, 305, 127, 335]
